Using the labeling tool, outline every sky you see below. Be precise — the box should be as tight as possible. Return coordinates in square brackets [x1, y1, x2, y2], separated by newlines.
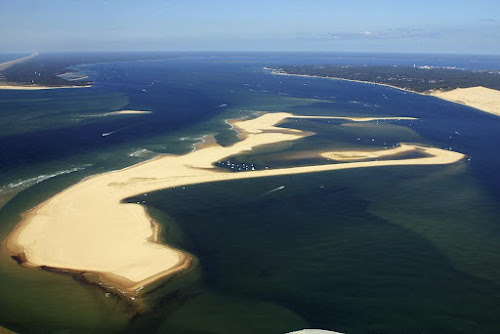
[0, 0, 499, 54]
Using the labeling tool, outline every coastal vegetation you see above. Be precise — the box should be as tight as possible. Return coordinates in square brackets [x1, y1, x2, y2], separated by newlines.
[272, 65, 500, 93]
[0, 52, 177, 87]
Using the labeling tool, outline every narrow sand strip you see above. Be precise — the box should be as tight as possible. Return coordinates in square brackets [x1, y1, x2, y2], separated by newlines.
[230, 112, 416, 135]
[430, 86, 500, 116]
[0, 84, 92, 90]
[292, 115, 417, 122]
[287, 330, 344, 334]
[5, 112, 464, 296]
[0, 53, 92, 90]
[0, 52, 38, 71]
[269, 68, 416, 94]
[0, 324, 18, 334]
[321, 143, 417, 161]
[102, 110, 152, 116]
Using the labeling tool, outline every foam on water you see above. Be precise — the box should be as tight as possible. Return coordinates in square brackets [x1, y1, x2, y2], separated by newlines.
[0, 165, 90, 195]
[287, 330, 344, 334]
[129, 149, 155, 158]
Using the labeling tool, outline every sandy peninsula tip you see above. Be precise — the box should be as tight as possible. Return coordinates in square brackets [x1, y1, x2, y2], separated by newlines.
[5, 112, 464, 296]
[103, 110, 153, 116]
[0, 84, 92, 90]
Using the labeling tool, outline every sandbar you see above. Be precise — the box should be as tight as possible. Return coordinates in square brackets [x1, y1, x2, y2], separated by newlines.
[430, 86, 500, 116]
[0, 84, 92, 90]
[287, 330, 344, 334]
[322, 143, 417, 161]
[0, 52, 38, 71]
[0, 325, 18, 334]
[4, 112, 464, 297]
[103, 110, 152, 116]
[0, 53, 91, 90]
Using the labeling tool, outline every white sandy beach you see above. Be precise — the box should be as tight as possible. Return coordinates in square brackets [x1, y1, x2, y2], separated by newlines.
[0, 324, 18, 334]
[5, 112, 464, 295]
[103, 110, 152, 116]
[287, 330, 344, 334]
[430, 86, 500, 116]
[269, 68, 417, 93]
[0, 84, 92, 90]
[321, 143, 417, 161]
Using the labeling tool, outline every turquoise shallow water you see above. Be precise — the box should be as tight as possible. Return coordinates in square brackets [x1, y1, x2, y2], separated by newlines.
[0, 53, 499, 333]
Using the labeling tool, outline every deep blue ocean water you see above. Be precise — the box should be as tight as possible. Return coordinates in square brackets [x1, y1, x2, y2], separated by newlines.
[0, 53, 499, 333]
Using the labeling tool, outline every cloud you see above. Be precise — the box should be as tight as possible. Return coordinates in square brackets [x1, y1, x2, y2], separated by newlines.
[315, 28, 438, 40]
[480, 18, 497, 23]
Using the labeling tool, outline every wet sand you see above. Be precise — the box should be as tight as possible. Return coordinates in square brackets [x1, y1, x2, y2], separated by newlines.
[322, 143, 417, 161]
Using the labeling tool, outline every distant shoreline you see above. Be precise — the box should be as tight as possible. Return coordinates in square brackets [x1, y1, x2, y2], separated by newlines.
[0, 52, 93, 88]
[266, 67, 422, 94]
[0, 52, 38, 71]
[267, 67, 500, 117]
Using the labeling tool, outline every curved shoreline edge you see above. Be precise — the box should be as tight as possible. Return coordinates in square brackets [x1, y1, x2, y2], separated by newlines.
[4, 112, 464, 298]
[0, 84, 92, 90]
[0, 53, 93, 90]
[268, 68, 500, 117]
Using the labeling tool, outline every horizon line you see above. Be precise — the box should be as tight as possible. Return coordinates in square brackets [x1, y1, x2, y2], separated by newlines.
[1, 50, 500, 57]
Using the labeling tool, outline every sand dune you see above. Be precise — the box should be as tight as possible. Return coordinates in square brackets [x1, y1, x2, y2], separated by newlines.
[430, 86, 500, 116]
[5, 112, 464, 296]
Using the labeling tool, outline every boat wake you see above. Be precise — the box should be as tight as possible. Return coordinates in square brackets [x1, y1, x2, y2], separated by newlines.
[260, 185, 285, 197]
[102, 121, 147, 137]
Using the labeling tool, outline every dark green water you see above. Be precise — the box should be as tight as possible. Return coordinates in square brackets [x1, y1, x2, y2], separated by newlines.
[0, 53, 499, 333]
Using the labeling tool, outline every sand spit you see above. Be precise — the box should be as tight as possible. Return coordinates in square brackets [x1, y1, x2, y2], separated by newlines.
[5, 112, 464, 296]
[322, 143, 417, 161]
[430, 86, 500, 116]
[269, 68, 416, 94]
[292, 115, 417, 122]
[103, 110, 152, 116]
[287, 330, 344, 334]
[0, 324, 18, 334]
[0, 52, 38, 71]
[0, 53, 92, 90]
[0, 84, 92, 90]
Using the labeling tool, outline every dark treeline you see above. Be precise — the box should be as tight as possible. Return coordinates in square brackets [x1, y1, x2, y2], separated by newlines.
[273, 65, 500, 93]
